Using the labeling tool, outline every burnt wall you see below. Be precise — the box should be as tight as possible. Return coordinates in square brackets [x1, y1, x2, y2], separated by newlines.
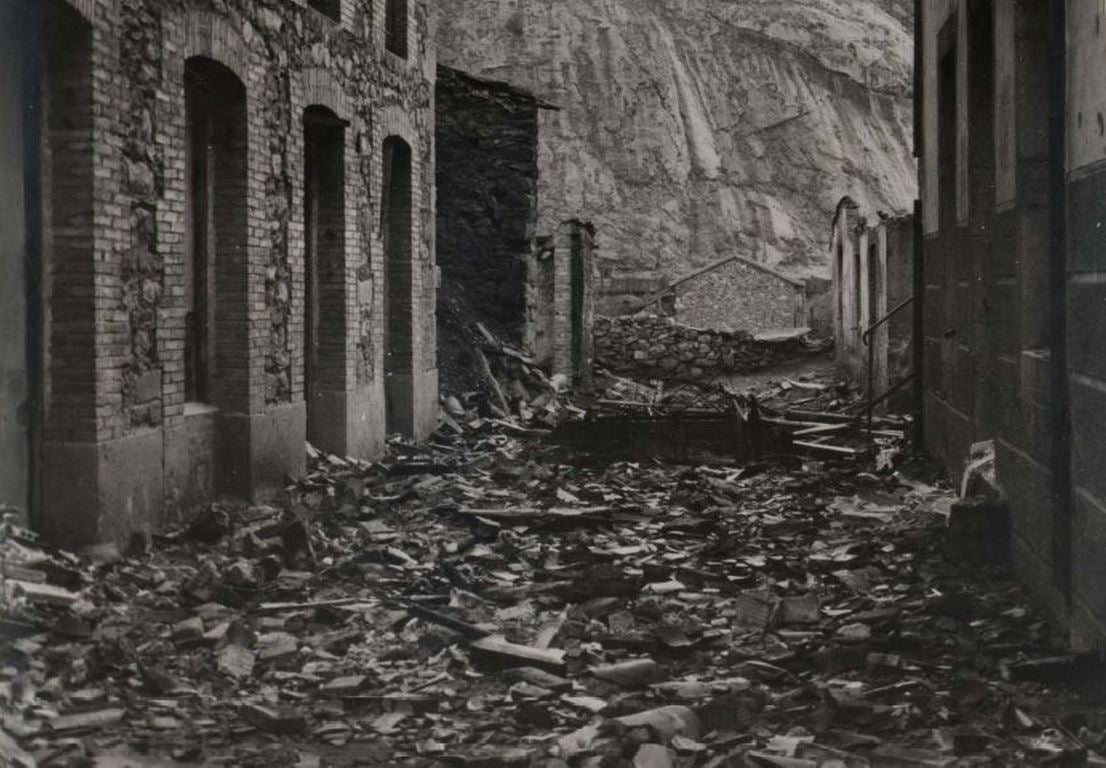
[435, 65, 539, 344]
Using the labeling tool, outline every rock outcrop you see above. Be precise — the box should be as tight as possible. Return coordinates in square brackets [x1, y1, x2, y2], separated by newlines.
[435, 0, 916, 280]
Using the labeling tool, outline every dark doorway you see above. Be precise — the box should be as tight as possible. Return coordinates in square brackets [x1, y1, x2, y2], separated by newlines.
[184, 57, 247, 409]
[570, 229, 584, 376]
[967, 0, 995, 219]
[382, 136, 413, 435]
[386, 0, 408, 58]
[8, 1, 95, 524]
[868, 240, 882, 332]
[937, 35, 957, 231]
[308, 0, 340, 23]
[303, 106, 346, 447]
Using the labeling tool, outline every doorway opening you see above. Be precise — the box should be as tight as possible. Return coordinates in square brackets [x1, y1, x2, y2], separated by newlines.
[303, 106, 346, 448]
[382, 136, 413, 435]
[184, 57, 248, 410]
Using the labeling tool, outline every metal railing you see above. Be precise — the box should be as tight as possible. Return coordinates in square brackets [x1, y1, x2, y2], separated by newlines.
[861, 296, 914, 436]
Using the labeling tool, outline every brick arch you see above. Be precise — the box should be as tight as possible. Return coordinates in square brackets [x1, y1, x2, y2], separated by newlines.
[181, 10, 249, 85]
[300, 68, 353, 121]
[377, 106, 418, 155]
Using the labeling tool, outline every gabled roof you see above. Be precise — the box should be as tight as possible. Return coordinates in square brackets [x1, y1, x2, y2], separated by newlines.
[437, 64, 561, 111]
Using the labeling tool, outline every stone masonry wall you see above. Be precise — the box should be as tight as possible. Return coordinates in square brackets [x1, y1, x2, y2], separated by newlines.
[435, 65, 540, 344]
[676, 258, 807, 334]
[594, 315, 809, 382]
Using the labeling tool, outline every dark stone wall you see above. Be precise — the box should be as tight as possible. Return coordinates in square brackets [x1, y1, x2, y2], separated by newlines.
[435, 65, 539, 344]
[923, 208, 1067, 629]
[1068, 167, 1106, 648]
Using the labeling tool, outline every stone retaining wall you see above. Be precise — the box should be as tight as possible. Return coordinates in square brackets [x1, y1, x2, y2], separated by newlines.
[594, 315, 811, 381]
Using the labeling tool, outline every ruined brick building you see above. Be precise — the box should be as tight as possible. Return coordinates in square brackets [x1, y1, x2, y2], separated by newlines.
[435, 66, 596, 383]
[917, 0, 1106, 647]
[0, 0, 439, 547]
[831, 198, 915, 410]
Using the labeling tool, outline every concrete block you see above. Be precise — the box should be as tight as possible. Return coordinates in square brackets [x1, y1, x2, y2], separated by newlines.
[1072, 490, 1106, 650]
[1069, 282, 1106, 382]
[164, 406, 218, 522]
[1071, 377, 1106, 506]
[946, 497, 1009, 564]
[995, 439, 1056, 577]
[1070, 169, 1106, 272]
[40, 429, 164, 549]
[218, 402, 306, 501]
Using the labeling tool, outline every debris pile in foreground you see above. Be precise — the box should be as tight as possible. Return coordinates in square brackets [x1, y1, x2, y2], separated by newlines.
[2, 369, 1105, 767]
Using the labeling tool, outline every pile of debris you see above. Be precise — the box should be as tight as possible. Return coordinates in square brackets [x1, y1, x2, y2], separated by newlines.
[3, 371, 1105, 767]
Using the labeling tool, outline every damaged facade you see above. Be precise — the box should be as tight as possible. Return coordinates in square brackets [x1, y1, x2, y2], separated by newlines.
[830, 198, 916, 409]
[0, 0, 439, 548]
[917, 0, 1106, 647]
[435, 66, 596, 383]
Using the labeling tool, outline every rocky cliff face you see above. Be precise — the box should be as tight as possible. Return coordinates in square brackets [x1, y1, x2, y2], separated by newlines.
[435, 0, 916, 280]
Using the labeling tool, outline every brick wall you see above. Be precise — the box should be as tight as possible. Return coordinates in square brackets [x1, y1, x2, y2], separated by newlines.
[20, 0, 438, 547]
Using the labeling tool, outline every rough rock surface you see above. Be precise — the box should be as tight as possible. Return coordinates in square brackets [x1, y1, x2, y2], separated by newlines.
[435, 0, 916, 279]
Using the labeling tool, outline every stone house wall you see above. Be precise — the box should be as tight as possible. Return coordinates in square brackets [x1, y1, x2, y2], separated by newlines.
[675, 257, 807, 334]
[594, 315, 809, 382]
[6, 0, 439, 548]
[831, 201, 915, 407]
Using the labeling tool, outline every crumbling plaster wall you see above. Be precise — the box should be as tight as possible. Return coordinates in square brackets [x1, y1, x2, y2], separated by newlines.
[26, 0, 438, 548]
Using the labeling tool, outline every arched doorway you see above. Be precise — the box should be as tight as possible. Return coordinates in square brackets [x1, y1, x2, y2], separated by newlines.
[183, 56, 248, 411]
[3, 0, 95, 525]
[382, 136, 414, 435]
[303, 105, 347, 449]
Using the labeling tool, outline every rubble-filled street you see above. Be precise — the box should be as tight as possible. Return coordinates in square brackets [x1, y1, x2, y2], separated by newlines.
[3, 365, 1105, 768]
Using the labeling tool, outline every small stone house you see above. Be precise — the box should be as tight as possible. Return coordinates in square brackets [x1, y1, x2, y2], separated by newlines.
[666, 255, 808, 334]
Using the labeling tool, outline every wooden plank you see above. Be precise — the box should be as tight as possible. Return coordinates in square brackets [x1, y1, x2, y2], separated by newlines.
[470, 635, 567, 673]
[792, 423, 851, 437]
[11, 580, 78, 607]
[793, 440, 863, 457]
